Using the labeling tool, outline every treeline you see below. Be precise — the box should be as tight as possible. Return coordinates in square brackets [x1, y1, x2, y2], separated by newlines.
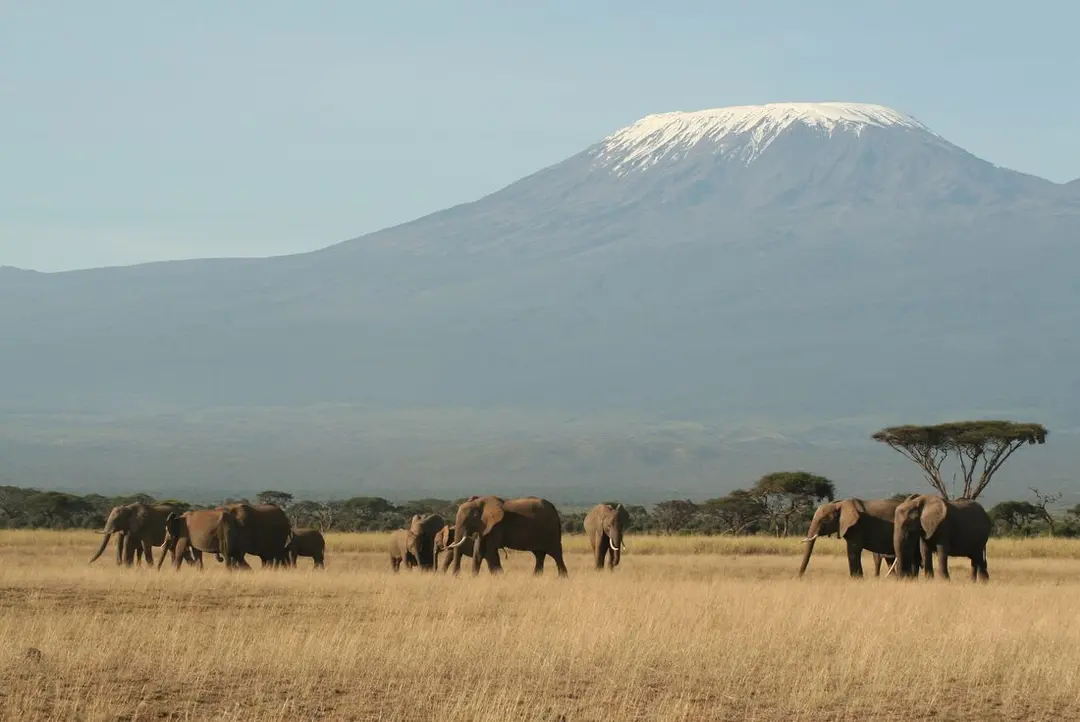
[1, 477, 1077, 537]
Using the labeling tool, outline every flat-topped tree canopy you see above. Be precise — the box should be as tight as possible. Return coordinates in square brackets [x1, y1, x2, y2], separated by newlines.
[872, 420, 1048, 500]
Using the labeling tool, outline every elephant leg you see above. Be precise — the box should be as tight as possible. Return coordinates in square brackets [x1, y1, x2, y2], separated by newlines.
[115, 533, 125, 565]
[593, 538, 605, 570]
[872, 553, 885, 577]
[921, 540, 934, 579]
[122, 534, 139, 567]
[846, 543, 863, 578]
[485, 546, 504, 575]
[937, 545, 950, 580]
[314, 553, 324, 568]
[156, 540, 173, 570]
[532, 551, 545, 575]
[978, 550, 989, 582]
[142, 540, 155, 568]
[172, 539, 190, 571]
[472, 547, 484, 576]
[551, 548, 569, 578]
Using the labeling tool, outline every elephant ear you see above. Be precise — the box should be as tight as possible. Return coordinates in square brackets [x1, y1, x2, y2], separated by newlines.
[480, 500, 505, 537]
[615, 504, 630, 526]
[838, 499, 864, 539]
[920, 497, 948, 538]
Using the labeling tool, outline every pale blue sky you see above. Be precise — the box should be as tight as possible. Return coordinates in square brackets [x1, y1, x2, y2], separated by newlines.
[3, 1, 1077, 271]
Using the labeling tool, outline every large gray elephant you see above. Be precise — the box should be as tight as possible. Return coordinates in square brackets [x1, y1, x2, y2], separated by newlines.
[89, 502, 193, 568]
[446, 495, 567, 577]
[893, 494, 991, 581]
[583, 503, 629, 570]
[220, 503, 292, 567]
[799, 497, 922, 578]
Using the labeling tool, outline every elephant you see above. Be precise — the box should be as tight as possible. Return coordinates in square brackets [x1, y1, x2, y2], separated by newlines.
[408, 513, 445, 571]
[285, 528, 326, 568]
[388, 528, 418, 572]
[220, 503, 292, 567]
[583, 503, 629, 570]
[89, 502, 195, 568]
[893, 494, 991, 581]
[799, 498, 922, 578]
[158, 510, 250, 571]
[446, 495, 568, 577]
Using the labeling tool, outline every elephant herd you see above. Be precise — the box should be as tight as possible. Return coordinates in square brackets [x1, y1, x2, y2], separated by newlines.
[89, 502, 326, 571]
[390, 496, 630, 576]
[88, 493, 990, 582]
[799, 493, 993, 581]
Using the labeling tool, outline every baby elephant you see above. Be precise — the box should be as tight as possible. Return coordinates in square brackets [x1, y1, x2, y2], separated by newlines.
[285, 528, 326, 568]
[388, 528, 417, 572]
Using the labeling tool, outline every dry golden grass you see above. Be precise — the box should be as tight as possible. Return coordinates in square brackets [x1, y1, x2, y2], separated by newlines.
[2, 531, 1080, 721]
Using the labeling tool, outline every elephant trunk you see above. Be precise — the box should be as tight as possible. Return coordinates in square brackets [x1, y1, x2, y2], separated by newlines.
[88, 531, 113, 564]
[797, 537, 817, 576]
[797, 518, 823, 576]
[893, 525, 908, 577]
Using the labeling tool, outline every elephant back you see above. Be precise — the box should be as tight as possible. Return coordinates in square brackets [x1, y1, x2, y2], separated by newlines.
[223, 503, 291, 559]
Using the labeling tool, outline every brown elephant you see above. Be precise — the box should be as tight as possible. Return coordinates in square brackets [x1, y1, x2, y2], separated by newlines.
[893, 494, 991, 581]
[158, 510, 249, 571]
[285, 528, 326, 568]
[388, 529, 417, 572]
[220, 503, 292, 567]
[89, 502, 195, 568]
[584, 503, 629, 570]
[446, 495, 568, 577]
[799, 498, 922, 578]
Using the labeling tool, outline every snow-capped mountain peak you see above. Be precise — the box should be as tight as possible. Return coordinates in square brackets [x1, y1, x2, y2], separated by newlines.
[591, 101, 937, 174]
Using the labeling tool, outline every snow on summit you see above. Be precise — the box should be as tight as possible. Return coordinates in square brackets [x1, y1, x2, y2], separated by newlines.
[591, 101, 936, 174]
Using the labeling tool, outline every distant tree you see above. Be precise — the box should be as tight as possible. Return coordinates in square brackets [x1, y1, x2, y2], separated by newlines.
[872, 421, 1048, 500]
[753, 472, 835, 537]
[702, 490, 764, 535]
[652, 500, 699, 533]
[115, 493, 156, 506]
[989, 500, 1044, 536]
[1029, 487, 1063, 536]
[257, 490, 294, 509]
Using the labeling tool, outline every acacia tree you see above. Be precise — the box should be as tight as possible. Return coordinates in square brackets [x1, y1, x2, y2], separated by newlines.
[753, 471, 835, 537]
[872, 421, 1047, 500]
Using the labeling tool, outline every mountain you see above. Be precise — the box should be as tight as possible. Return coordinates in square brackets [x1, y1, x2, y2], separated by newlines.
[2, 102, 1077, 502]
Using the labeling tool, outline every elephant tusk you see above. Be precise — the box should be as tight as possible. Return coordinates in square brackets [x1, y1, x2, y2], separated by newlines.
[446, 537, 469, 549]
[801, 534, 819, 544]
[609, 539, 622, 552]
[884, 560, 897, 578]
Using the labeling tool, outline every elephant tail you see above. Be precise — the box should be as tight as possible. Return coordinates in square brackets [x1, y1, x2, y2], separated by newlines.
[218, 515, 234, 566]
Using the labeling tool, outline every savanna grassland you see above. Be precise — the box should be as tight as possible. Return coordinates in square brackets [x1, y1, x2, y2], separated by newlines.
[2, 532, 1080, 721]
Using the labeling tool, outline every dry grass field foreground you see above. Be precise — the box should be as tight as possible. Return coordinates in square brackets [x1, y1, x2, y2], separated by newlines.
[2, 532, 1080, 722]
